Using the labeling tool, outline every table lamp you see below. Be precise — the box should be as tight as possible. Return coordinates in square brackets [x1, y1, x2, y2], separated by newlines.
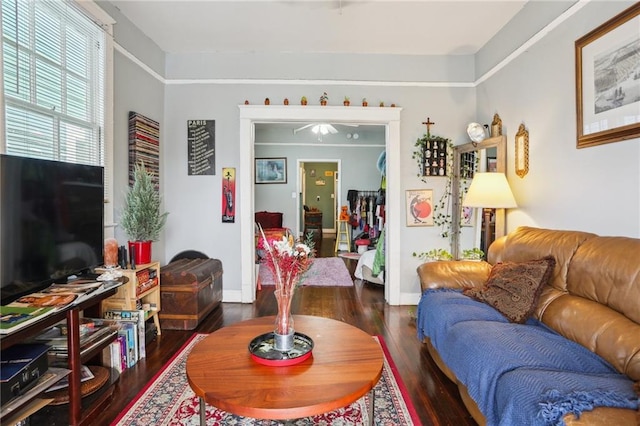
[462, 172, 517, 255]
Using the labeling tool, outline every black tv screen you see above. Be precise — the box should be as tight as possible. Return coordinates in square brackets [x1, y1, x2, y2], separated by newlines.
[0, 154, 104, 304]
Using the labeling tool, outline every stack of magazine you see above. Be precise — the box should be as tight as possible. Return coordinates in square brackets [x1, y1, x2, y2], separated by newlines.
[0, 281, 105, 335]
[32, 319, 118, 360]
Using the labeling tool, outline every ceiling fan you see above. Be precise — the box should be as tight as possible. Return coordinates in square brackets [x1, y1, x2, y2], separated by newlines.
[293, 123, 358, 135]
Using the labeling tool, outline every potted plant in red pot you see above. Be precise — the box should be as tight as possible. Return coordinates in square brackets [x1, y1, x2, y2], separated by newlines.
[120, 161, 169, 265]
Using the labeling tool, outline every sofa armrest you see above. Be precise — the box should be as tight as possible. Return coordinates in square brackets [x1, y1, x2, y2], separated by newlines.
[417, 260, 492, 292]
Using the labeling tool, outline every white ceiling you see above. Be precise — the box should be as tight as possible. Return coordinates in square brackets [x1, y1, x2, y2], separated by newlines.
[108, 0, 528, 56]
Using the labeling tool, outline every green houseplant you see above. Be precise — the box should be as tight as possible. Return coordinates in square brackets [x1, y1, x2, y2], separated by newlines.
[461, 247, 484, 261]
[412, 248, 453, 262]
[120, 161, 168, 265]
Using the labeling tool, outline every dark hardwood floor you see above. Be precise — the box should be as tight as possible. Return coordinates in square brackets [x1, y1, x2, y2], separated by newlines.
[95, 236, 476, 425]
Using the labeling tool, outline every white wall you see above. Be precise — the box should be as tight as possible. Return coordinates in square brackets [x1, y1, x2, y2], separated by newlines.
[104, 0, 639, 305]
[100, 1, 167, 263]
[161, 84, 475, 303]
[476, 1, 640, 237]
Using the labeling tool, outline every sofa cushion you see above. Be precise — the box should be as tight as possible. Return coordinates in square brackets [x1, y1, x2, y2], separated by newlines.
[463, 256, 555, 323]
[500, 226, 596, 292]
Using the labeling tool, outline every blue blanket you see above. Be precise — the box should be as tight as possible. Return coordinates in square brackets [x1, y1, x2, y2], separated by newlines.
[416, 289, 638, 425]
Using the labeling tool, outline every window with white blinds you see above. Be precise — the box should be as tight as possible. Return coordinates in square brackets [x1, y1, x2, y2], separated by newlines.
[2, 0, 106, 173]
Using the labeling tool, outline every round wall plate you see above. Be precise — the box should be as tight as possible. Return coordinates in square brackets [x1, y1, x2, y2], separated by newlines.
[467, 122, 487, 143]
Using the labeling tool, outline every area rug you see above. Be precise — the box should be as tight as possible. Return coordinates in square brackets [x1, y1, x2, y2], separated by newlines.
[338, 252, 362, 260]
[111, 333, 419, 425]
[258, 257, 354, 287]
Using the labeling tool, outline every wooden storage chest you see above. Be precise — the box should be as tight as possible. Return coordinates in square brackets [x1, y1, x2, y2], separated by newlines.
[159, 258, 222, 330]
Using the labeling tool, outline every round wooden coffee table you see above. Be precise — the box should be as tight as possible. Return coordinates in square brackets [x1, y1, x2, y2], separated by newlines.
[186, 315, 383, 424]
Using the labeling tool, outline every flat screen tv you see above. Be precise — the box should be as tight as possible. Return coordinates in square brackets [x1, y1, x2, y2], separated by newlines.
[0, 154, 104, 305]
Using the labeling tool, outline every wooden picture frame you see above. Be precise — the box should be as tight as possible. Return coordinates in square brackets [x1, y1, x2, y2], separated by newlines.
[515, 123, 529, 178]
[255, 158, 287, 184]
[405, 189, 434, 227]
[575, 3, 640, 148]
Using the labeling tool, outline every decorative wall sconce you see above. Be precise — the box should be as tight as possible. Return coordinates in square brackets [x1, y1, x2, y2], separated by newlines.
[515, 123, 529, 178]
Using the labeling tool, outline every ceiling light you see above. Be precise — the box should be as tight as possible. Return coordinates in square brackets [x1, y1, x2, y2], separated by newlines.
[312, 124, 330, 135]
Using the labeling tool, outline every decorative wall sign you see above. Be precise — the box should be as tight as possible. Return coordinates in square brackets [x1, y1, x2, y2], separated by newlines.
[187, 120, 215, 175]
[255, 158, 287, 184]
[128, 111, 160, 189]
[575, 3, 640, 148]
[222, 167, 236, 223]
[406, 189, 434, 227]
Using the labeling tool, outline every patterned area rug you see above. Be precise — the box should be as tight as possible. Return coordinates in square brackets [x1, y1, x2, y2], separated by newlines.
[258, 257, 354, 287]
[112, 333, 419, 425]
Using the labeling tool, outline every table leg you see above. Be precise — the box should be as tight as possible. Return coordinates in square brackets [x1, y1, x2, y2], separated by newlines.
[199, 397, 206, 425]
[368, 388, 374, 426]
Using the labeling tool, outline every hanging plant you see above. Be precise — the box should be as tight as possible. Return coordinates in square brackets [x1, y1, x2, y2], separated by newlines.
[412, 134, 454, 238]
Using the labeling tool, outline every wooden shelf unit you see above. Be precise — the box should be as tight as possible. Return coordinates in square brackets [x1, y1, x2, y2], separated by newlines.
[100, 262, 161, 335]
[0, 287, 120, 426]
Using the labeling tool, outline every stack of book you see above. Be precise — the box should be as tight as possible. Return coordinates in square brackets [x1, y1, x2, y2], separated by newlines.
[97, 310, 147, 374]
[135, 268, 158, 296]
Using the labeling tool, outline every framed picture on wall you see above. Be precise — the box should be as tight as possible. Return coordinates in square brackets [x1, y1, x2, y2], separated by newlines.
[405, 189, 434, 227]
[461, 206, 475, 227]
[255, 158, 287, 184]
[575, 3, 640, 148]
[487, 157, 497, 172]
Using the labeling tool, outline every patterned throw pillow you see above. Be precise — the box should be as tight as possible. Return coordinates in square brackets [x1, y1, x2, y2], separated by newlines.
[463, 256, 555, 323]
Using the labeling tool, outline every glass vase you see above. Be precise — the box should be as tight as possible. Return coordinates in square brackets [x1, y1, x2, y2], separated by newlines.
[274, 288, 295, 351]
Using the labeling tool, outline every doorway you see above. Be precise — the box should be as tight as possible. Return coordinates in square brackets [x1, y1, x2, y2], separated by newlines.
[239, 105, 402, 305]
[299, 160, 340, 235]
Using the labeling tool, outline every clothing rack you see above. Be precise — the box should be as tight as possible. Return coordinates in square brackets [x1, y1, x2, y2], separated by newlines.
[346, 189, 385, 239]
[346, 189, 378, 212]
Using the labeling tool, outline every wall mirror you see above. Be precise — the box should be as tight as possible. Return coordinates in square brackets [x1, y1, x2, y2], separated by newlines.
[451, 135, 507, 259]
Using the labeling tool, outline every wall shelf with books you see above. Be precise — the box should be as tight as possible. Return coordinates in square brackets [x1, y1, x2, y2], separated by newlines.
[100, 261, 161, 336]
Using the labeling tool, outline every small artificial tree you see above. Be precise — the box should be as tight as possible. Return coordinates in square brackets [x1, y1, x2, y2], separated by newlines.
[120, 162, 168, 242]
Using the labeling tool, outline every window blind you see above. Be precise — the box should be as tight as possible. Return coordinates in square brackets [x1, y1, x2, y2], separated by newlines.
[2, 0, 106, 186]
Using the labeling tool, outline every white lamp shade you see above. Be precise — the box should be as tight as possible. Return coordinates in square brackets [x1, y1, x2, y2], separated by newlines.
[463, 172, 517, 208]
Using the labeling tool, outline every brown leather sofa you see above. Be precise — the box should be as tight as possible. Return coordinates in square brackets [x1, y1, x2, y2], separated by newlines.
[417, 226, 640, 425]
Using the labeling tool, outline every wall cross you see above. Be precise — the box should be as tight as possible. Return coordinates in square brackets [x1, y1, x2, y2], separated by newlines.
[422, 117, 435, 136]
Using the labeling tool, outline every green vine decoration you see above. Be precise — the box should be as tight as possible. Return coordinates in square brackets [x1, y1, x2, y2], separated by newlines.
[412, 134, 454, 238]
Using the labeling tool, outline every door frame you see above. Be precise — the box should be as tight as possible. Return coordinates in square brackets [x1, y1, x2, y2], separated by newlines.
[239, 105, 402, 305]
